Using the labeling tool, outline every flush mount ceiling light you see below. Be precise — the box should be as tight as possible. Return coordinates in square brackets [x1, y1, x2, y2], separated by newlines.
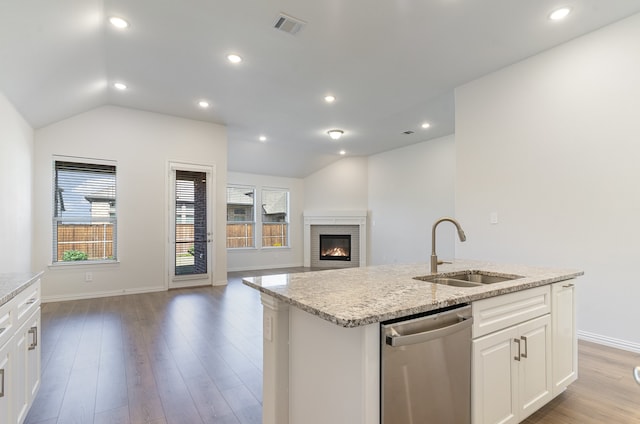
[421, 122, 431, 129]
[259, 135, 267, 142]
[113, 82, 127, 90]
[549, 7, 571, 21]
[198, 100, 210, 108]
[109, 16, 129, 29]
[339, 150, 346, 155]
[324, 95, 336, 103]
[227, 54, 243, 64]
[327, 129, 344, 140]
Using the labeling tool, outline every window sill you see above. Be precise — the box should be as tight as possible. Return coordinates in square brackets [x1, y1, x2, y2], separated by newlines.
[48, 260, 120, 269]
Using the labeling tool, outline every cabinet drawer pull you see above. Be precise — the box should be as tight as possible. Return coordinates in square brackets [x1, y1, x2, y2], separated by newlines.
[0, 369, 4, 398]
[562, 283, 574, 288]
[28, 326, 38, 350]
[514, 338, 521, 361]
[25, 298, 37, 305]
[520, 336, 528, 358]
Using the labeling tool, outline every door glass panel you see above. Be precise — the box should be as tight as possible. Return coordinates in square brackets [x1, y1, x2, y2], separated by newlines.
[175, 170, 207, 276]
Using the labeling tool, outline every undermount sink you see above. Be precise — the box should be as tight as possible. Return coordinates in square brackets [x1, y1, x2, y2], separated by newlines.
[414, 270, 523, 288]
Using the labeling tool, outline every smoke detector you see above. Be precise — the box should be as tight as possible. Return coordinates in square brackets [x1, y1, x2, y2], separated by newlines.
[274, 13, 306, 35]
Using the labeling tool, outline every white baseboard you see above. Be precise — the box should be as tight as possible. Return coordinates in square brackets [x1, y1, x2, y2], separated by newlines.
[213, 279, 228, 286]
[227, 262, 304, 272]
[42, 286, 166, 303]
[578, 330, 640, 353]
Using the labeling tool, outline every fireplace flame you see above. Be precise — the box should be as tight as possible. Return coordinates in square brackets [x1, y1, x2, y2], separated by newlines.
[322, 247, 349, 257]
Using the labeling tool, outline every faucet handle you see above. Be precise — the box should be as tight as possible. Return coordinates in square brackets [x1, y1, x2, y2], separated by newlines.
[438, 260, 452, 265]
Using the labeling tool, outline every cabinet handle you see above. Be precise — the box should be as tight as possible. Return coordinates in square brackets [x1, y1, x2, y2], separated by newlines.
[25, 298, 37, 305]
[562, 283, 574, 288]
[28, 326, 38, 350]
[0, 369, 4, 398]
[514, 338, 521, 361]
[521, 336, 528, 358]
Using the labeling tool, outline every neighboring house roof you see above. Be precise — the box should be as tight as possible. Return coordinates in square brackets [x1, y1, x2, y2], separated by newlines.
[262, 191, 287, 214]
[84, 186, 115, 203]
[227, 188, 254, 206]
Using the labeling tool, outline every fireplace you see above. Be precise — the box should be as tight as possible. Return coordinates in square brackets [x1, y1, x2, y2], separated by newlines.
[319, 234, 351, 261]
[303, 210, 367, 268]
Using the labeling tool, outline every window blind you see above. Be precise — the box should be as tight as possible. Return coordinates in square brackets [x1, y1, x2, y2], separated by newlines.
[53, 160, 117, 262]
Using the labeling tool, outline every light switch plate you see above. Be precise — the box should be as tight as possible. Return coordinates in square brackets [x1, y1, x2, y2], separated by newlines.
[490, 212, 498, 224]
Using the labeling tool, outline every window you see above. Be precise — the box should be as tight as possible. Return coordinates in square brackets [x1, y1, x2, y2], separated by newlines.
[226, 186, 255, 248]
[53, 159, 117, 263]
[262, 188, 289, 247]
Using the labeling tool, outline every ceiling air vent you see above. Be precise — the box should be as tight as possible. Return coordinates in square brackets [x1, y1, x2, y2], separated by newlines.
[274, 13, 306, 35]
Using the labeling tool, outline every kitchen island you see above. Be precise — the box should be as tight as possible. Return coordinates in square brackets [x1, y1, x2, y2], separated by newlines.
[243, 260, 583, 424]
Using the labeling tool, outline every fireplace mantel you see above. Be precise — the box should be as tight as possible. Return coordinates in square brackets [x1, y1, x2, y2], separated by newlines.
[303, 210, 367, 268]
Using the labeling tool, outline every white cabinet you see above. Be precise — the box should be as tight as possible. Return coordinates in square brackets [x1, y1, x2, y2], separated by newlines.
[0, 337, 13, 424]
[472, 286, 552, 424]
[0, 278, 41, 424]
[551, 280, 577, 396]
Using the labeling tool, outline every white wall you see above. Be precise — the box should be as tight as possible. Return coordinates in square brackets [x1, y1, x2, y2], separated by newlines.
[455, 13, 640, 349]
[0, 92, 33, 273]
[303, 157, 369, 211]
[368, 135, 456, 266]
[227, 171, 304, 271]
[33, 105, 228, 301]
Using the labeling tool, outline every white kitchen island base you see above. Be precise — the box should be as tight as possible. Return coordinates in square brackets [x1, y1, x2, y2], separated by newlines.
[262, 293, 380, 424]
[244, 261, 582, 424]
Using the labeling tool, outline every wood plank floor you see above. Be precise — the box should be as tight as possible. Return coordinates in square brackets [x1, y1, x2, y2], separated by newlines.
[25, 268, 640, 424]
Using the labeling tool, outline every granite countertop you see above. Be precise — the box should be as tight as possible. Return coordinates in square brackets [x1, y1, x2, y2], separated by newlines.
[242, 260, 583, 328]
[0, 272, 43, 307]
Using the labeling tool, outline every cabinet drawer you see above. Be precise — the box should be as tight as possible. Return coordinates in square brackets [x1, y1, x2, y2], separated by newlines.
[15, 280, 41, 328]
[472, 285, 551, 338]
[0, 300, 13, 349]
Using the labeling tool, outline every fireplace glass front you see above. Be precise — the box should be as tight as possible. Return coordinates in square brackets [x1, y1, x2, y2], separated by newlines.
[319, 234, 351, 261]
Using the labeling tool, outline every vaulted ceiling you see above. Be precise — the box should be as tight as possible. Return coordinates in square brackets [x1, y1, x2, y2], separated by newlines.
[2, 1, 639, 177]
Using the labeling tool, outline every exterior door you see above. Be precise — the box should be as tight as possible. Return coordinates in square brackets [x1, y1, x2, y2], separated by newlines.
[169, 163, 214, 288]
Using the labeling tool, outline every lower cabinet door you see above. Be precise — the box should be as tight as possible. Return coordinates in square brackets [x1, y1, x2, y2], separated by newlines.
[13, 321, 28, 424]
[472, 314, 552, 424]
[472, 325, 520, 424]
[552, 281, 577, 396]
[0, 341, 12, 424]
[25, 310, 41, 406]
[14, 308, 41, 424]
[517, 315, 552, 420]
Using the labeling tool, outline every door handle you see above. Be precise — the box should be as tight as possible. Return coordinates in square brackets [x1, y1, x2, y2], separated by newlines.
[514, 338, 521, 361]
[0, 369, 4, 398]
[520, 336, 528, 358]
[386, 316, 472, 347]
[28, 326, 38, 350]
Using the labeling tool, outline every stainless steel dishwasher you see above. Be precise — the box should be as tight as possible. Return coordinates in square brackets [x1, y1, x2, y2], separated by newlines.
[381, 304, 472, 424]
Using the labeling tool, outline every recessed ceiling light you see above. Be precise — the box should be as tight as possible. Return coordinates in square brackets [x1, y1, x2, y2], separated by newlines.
[327, 129, 344, 140]
[339, 150, 346, 155]
[109, 17, 129, 29]
[324, 95, 336, 103]
[113, 82, 127, 90]
[421, 122, 431, 129]
[259, 135, 267, 142]
[198, 100, 210, 108]
[549, 7, 571, 21]
[227, 54, 243, 64]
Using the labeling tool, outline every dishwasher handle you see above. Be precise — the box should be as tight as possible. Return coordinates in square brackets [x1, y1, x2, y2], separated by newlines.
[386, 316, 472, 347]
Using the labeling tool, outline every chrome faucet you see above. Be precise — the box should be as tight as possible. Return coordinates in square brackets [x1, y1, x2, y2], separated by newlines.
[431, 217, 466, 274]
